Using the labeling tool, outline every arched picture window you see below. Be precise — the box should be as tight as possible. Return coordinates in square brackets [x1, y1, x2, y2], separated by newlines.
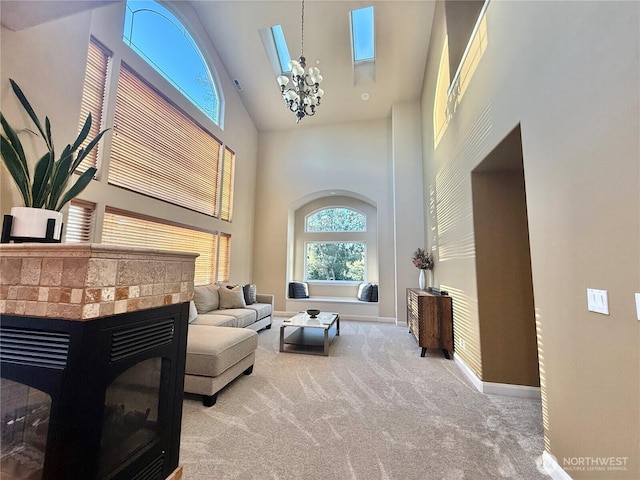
[305, 207, 366, 232]
[123, 0, 221, 124]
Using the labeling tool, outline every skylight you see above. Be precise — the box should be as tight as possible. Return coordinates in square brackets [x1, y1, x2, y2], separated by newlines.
[271, 25, 292, 73]
[351, 6, 375, 62]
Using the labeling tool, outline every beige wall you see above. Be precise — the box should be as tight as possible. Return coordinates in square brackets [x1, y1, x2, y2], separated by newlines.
[0, 2, 259, 282]
[421, 1, 639, 477]
[254, 119, 401, 318]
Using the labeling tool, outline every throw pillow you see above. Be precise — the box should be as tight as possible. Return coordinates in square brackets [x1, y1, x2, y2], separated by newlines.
[357, 283, 379, 302]
[193, 283, 219, 313]
[188, 300, 198, 323]
[288, 281, 309, 299]
[219, 285, 246, 309]
[242, 284, 257, 305]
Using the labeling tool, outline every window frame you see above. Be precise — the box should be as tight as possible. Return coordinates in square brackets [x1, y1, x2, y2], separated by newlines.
[303, 240, 367, 284]
[122, 0, 222, 125]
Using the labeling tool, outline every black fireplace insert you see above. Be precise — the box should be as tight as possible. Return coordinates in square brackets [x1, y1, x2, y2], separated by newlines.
[0, 303, 188, 480]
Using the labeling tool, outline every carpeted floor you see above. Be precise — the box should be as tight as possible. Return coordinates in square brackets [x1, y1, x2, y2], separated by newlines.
[180, 318, 546, 479]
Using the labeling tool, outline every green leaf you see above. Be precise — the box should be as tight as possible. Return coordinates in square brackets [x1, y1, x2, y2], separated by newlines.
[9, 79, 48, 146]
[31, 152, 54, 208]
[44, 116, 54, 154]
[0, 112, 28, 174]
[0, 133, 31, 206]
[71, 128, 108, 171]
[71, 114, 91, 152]
[46, 152, 72, 210]
[56, 167, 96, 211]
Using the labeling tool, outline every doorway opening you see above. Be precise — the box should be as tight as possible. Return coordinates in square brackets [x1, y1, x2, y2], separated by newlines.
[471, 125, 540, 387]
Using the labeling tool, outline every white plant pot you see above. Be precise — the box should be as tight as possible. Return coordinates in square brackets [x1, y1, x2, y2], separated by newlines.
[10, 206, 64, 241]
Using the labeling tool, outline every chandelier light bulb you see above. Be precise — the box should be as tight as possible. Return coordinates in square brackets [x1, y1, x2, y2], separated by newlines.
[308, 67, 320, 77]
[277, 75, 290, 87]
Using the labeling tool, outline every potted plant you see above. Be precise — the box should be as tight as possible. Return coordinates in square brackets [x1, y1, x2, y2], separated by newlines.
[1, 78, 108, 241]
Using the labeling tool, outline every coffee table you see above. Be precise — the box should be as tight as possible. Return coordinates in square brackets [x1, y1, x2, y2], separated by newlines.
[279, 312, 340, 356]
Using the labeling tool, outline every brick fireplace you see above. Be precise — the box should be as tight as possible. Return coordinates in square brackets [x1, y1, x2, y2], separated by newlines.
[0, 244, 197, 480]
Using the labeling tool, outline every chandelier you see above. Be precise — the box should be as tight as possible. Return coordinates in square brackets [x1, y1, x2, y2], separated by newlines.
[276, 0, 324, 123]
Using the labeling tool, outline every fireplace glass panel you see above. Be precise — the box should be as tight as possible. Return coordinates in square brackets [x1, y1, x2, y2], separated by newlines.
[99, 357, 162, 476]
[0, 379, 50, 480]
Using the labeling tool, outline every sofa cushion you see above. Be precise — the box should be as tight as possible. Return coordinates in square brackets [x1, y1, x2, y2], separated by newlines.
[288, 281, 309, 299]
[245, 302, 271, 320]
[194, 283, 219, 313]
[215, 308, 257, 328]
[219, 286, 247, 309]
[186, 325, 258, 377]
[242, 284, 257, 305]
[191, 313, 238, 328]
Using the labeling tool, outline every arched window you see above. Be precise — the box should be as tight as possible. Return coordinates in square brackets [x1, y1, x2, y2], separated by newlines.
[293, 199, 376, 285]
[123, 0, 221, 124]
[305, 207, 366, 232]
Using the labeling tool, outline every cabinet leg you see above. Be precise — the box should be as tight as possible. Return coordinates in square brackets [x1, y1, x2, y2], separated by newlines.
[443, 349, 451, 360]
[420, 347, 427, 357]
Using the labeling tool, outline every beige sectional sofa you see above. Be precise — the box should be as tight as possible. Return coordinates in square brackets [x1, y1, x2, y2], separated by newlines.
[184, 283, 273, 406]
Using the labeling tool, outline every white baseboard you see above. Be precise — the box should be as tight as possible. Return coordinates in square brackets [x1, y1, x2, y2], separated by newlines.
[453, 354, 541, 400]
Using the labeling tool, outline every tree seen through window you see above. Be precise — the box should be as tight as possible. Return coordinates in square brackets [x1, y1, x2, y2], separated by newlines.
[306, 242, 365, 281]
[305, 207, 366, 232]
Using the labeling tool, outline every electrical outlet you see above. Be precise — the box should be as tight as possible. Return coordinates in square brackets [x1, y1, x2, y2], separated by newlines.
[587, 288, 609, 315]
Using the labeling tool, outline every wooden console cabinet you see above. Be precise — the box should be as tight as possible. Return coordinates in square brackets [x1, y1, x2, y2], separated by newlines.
[406, 288, 453, 359]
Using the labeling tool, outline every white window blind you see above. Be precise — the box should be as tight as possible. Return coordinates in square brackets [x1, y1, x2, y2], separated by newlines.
[217, 233, 231, 282]
[108, 64, 221, 216]
[77, 38, 110, 172]
[220, 146, 235, 222]
[65, 199, 96, 243]
[102, 208, 220, 285]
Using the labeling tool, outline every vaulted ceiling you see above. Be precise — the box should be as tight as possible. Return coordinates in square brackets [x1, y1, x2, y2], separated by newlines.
[1, 1, 436, 132]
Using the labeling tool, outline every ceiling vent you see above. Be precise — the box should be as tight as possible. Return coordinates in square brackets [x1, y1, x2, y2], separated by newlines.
[233, 79, 243, 91]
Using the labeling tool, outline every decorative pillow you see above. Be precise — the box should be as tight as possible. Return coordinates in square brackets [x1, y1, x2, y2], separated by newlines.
[193, 283, 219, 313]
[242, 284, 257, 305]
[188, 300, 198, 323]
[357, 283, 379, 302]
[219, 285, 246, 309]
[288, 281, 309, 299]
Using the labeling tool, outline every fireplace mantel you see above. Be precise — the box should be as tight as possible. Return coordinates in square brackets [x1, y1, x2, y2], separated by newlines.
[0, 243, 198, 320]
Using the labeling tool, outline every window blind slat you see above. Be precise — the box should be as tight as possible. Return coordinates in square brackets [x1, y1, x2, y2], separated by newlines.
[102, 209, 225, 286]
[220, 147, 235, 222]
[108, 65, 220, 216]
[77, 39, 110, 173]
[65, 200, 96, 243]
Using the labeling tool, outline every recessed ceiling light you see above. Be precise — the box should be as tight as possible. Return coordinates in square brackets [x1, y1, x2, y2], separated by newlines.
[361, 92, 370, 101]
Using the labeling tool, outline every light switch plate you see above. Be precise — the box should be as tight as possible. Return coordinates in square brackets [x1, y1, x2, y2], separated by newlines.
[587, 288, 609, 315]
[635, 293, 640, 320]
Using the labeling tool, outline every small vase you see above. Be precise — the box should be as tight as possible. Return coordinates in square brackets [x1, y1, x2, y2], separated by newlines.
[418, 269, 426, 289]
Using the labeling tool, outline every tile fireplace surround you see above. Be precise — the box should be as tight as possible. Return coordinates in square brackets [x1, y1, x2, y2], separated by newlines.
[0, 243, 198, 320]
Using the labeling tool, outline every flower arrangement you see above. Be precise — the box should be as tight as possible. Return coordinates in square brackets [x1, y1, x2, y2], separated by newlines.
[412, 248, 433, 270]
